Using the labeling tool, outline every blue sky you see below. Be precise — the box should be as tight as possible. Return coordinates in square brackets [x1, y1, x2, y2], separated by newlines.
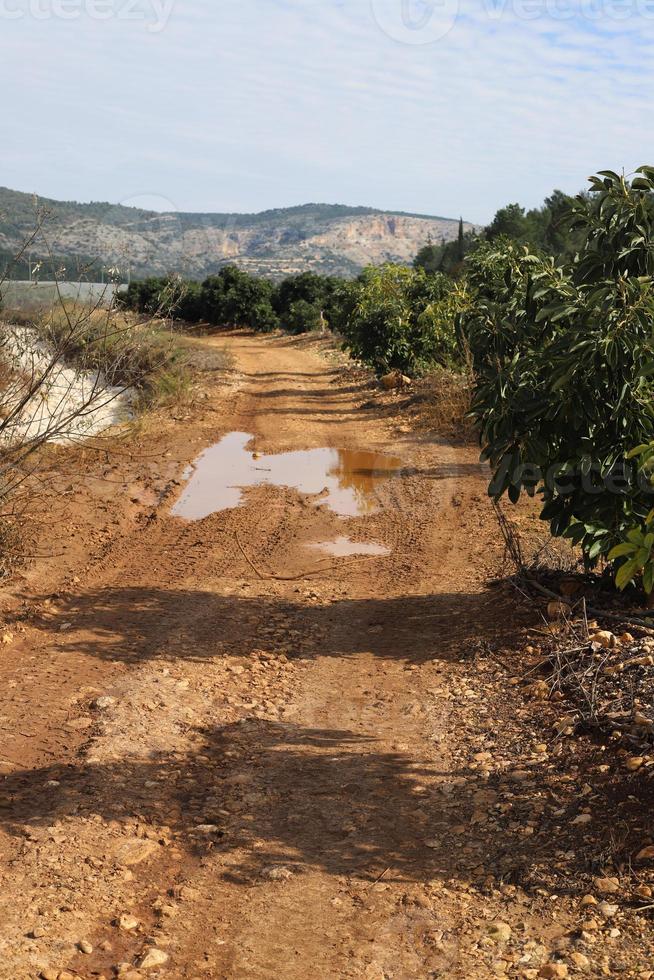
[3, 0, 654, 223]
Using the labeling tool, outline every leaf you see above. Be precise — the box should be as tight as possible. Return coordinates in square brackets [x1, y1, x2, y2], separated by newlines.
[588, 539, 604, 560]
[608, 543, 637, 560]
[627, 443, 653, 458]
[616, 557, 640, 591]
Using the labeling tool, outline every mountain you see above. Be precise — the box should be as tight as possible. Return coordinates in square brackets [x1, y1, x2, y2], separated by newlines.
[0, 186, 474, 280]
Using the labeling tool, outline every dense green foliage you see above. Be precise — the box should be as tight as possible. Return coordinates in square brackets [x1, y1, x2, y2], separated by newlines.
[414, 189, 584, 281]
[120, 267, 279, 331]
[120, 262, 467, 376]
[462, 168, 654, 591]
[338, 265, 466, 375]
[485, 190, 583, 258]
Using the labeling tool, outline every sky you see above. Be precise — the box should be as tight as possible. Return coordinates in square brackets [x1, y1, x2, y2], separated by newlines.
[2, 0, 654, 223]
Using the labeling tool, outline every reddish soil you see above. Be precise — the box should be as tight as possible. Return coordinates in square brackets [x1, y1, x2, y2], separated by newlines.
[0, 330, 653, 979]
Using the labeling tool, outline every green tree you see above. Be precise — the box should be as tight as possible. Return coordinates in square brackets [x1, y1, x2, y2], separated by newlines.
[463, 167, 654, 576]
[339, 264, 465, 375]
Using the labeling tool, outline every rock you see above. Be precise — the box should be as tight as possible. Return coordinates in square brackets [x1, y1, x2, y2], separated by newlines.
[137, 948, 169, 970]
[114, 838, 159, 867]
[526, 680, 550, 700]
[636, 845, 654, 861]
[1, 631, 14, 645]
[95, 696, 116, 710]
[571, 813, 592, 825]
[547, 601, 571, 621]
[40, 971, 58, 980]
[570, 952, 590, 971]
[486, 922, 512, 943]
[117, 914, 140, 931]
[598, 902, 619, 918]
[178, 886, 200, 902]
[29, 926, 46, 938]
[262, 865, 295, 881]
[539, 965, 568, 979]
[380, 372, 401, 390]
[635, 884, 652, 898]
[594, 877, 620, 894]
[66, 717, 93, 731]
[580, 894, 598, 906]
[78, 940, 93, 954]
[590, 630, 617, 648]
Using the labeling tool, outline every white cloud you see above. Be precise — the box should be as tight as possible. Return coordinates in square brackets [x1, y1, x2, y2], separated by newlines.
[1, 0, 653, 221]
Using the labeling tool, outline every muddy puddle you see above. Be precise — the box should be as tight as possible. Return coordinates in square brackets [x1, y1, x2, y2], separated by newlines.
[171, 431, 403, 520]
[308, 536, 390, 558]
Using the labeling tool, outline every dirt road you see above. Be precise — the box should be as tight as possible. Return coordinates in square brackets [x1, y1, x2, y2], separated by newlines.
[0, 331, 646, 979]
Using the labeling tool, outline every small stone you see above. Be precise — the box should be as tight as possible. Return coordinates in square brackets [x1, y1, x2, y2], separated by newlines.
[626, 757, 646, 772]
[114, 838, 159, 867]
[570, 952, 590, 971]
[137, 948, 169, 970]
[539, 965, 568, 979]
[594, 877, 620, 894]
[380, 372, 401, 390]
[580, 894, 598, 907]
[635, 884, 652, 899]
[548, 601, 571, 621]
[40, 971, 58, 980]
[79, 940, 93, 954]
[486, 922, 512, 943]
[526, 680, 550, 700]
[598, 902, 619, 918]
[572, 813, 592, 826]
[66, 717, 93, 731]
[590, 630, 616, 648]
[117, 914, 140, 931]
[95, 696, 116, 710]
[1, 631, 14, 645]
[262, 865, 294, 881]
[29, 926, 46, 938]
[636, 845, 654, 861]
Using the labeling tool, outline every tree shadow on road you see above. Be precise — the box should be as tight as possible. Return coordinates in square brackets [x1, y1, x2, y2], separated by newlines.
[21, 586, 522, 666]
[0, 718, 645, 896]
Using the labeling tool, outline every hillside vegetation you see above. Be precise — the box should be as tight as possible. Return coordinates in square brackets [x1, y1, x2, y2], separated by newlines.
[0, 185, 471, 281]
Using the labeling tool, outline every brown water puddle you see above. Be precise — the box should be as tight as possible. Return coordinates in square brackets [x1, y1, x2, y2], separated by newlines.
[308, 536, 391, 558]
[171, 432, 403, 520]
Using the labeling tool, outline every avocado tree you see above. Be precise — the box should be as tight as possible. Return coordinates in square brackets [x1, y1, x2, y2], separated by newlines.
[463, 168, 654, 592]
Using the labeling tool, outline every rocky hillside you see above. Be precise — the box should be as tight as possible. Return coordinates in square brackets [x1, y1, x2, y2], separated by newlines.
[0, 187, 473, 280]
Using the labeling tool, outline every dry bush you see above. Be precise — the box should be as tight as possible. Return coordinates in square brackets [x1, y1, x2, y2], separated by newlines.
[409, 365, 475, 441]
[0, 215, 193, 566]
